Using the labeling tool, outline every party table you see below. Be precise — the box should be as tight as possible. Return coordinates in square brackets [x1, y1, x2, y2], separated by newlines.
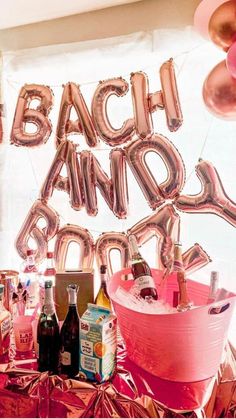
[0, 338, 235, 418]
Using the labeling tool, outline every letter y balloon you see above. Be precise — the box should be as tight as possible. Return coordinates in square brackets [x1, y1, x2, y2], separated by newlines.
[175, 159, 236, 227]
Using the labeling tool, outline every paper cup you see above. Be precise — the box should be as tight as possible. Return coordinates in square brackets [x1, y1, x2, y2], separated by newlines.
[13, 315, 33, 352]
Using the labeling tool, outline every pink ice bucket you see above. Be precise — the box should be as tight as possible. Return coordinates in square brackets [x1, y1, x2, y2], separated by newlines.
[108, 268, 236, 382]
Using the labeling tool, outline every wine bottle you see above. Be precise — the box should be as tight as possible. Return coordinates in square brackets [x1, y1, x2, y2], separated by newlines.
[207, 271, 219, 304]
[60, 284, 80, 377]
[23, 249, 39, 309]
[44, 252, 56, 284]
[37, 280, 60, 374]
[128, 235, 158, 300]
[0, 284, 11, 362]
[173, 242, 192, 311]
[95, 265, 111, 310]
[40, 252, 56, 309]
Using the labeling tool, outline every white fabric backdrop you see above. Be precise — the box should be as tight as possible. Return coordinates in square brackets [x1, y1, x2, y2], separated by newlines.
[1, 28, 236, 340]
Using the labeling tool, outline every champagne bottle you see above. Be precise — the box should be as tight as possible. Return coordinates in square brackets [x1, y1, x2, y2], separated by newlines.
[60, 284, 80, 377]
[173, 242, 192, 311]
[128, 235, 158, 300]
[37, 280, 60, 374]
[207, 271, 219, 304]
[40, 252, 56, 309]
[95, 265, 111, 310]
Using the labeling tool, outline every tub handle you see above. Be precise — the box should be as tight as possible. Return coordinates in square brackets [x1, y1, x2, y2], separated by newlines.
[208, 302, 230, 315]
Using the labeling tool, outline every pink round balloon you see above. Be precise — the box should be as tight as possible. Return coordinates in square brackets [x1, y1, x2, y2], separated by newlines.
[227, 41, 236, 78]
[202, 60, 236, 119]
[193, 0, 228, 39]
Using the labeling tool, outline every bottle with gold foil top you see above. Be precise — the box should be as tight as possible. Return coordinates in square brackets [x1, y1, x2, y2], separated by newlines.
[95, 265, 111, 310]
[173, 242, 192, 311]
[0, 284, 11, 361]
[60, 284, 80, 377]
[128, 234, 158, 300]
[37, 280, 60, 374]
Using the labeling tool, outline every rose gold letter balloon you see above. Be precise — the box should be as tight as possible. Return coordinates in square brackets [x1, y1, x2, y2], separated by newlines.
[92, 78, 135, 146]
[56, 82, 98, 148]
[11, 84, 53, 147]
[40, 140, 83, 210]
[128, 204, 180, 270]
[175, 159, 236, 227]
[203, 60, 236, 119]
[54, 224, 94, 271]
[15, 199, 60, 263]
[95, 232, 129, 278]
[80, 149, 128, 218]
[125, 134, 185, 209]
[110, 148, 128, 219]
[183, 243, 211, 274]
[130, 72, 153, 139]
[149, 59, 183, 132]
[209, 1, 236, 51]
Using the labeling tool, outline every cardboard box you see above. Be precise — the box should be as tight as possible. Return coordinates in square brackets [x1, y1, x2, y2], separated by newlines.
[55, 270, 94, 320]
[79, 304, 117, 382]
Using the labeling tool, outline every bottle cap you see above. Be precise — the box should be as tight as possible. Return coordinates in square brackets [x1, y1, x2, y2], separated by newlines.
[0, 284, 4, 294]
[47, 251, 54, 258]
[100, 265, 107, 274]
[27, 249, 34, 256]
[45, 280, 53, 288]
[67, 284, 79, 292]
[174, 241, 182, 247]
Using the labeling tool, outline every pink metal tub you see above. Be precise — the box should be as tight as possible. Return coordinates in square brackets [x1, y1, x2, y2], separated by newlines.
[108, 268, 236, 382]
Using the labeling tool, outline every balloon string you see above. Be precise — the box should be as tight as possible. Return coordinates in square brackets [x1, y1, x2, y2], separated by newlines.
[198, 116, 213, 158]
[4, 42, 205, 88]
[184, 115, 213, 186]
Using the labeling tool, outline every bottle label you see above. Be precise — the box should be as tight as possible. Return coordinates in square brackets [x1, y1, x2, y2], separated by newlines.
[136, 275, 155, 290]
[1, 316, 11, 339]
[0, 315, 11, 355]
[61, 351, 71, 366]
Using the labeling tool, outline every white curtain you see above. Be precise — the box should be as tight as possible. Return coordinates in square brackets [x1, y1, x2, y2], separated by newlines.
[1, 28, 236, 340]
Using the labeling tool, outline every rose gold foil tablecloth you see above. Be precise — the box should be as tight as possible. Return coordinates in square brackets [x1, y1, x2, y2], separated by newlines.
[0, 341, 235, 418]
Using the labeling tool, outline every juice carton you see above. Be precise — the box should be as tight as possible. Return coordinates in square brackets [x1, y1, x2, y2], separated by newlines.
[79, 304, 117, 382]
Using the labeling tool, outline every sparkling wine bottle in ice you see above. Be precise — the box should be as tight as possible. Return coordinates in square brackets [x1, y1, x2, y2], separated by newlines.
[37, 280, 60, 374]
[60, 284, 80, 377]
[128, 235, 158, 300]
[95, 265, 112, 310]
[207, 271, 219, 304]
[173, 242, 192, 311]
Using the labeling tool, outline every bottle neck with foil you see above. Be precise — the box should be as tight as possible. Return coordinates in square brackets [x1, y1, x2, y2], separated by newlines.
[173, 242, 192, 311]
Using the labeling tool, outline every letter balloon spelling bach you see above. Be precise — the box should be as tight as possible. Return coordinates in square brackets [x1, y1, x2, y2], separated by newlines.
[12, 58, 236, 272]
